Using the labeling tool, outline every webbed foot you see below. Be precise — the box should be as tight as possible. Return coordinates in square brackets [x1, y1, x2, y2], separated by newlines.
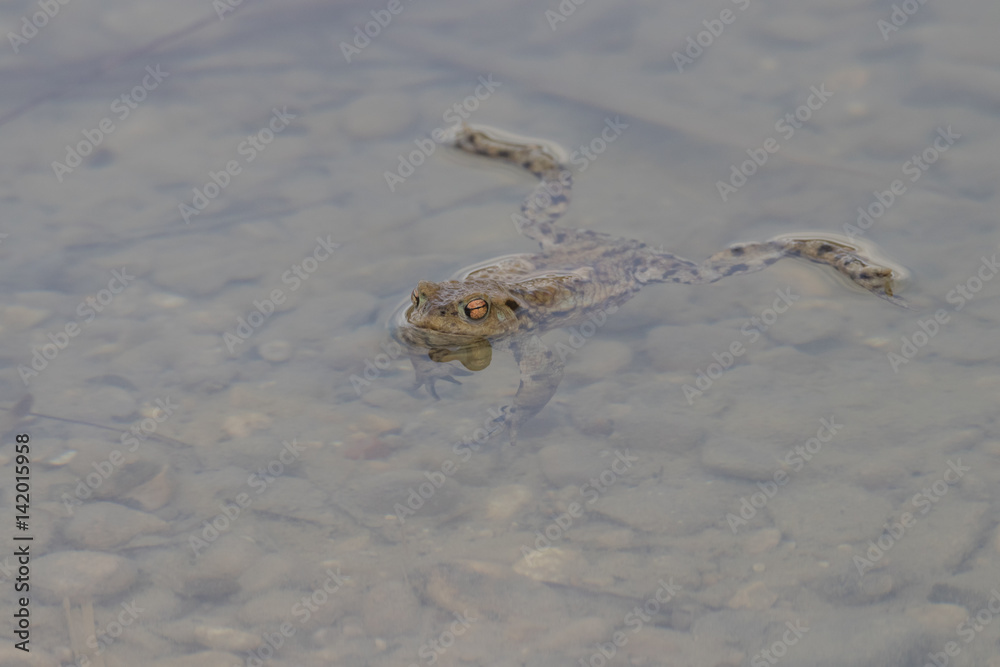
[409, 355, 473, 399]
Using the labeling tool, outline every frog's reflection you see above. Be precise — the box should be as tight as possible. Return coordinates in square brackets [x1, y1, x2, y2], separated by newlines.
[426, 337, 493, 372]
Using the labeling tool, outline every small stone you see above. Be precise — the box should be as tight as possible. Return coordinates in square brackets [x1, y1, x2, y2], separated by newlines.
[701, 436, 782, 482]
[193, 625, 262, 652]
[222, 412, 271, 439]
[123, 464, 176, 511]
[257, 340, 292, 362]
[744, 528, 782, 555]
[148, 292, 187, 309]
[35, 551, 137, 603]
[512, 547, 589, 586]
[63, 501, 168, 550]
[485, 484, 532, 521]
[362, 581, 421, 637]
[2, 304, 51, 330]
[905, 603, 969, 633]
[356, 413, 402, 436]
[176, 535, 261, 600]
[726, 581, 777, 610]
[45, 449, 78, 466]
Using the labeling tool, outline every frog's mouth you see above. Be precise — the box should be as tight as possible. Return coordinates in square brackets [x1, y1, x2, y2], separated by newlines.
[392, 306, 496, 372]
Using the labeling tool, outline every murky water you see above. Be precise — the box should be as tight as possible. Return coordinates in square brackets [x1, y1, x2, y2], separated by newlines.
[2, 0, 999, 665]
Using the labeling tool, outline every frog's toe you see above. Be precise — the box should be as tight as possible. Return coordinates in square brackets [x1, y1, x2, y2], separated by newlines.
[412, 363, 472, 400]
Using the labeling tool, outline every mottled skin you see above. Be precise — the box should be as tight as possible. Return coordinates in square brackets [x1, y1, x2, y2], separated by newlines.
[395, 125, 907, 442]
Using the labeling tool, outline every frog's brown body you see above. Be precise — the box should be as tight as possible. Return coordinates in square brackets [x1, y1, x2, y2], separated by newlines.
[395, 125, 906, 442]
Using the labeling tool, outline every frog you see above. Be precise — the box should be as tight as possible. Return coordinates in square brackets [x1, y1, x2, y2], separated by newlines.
[394, 124, 907, 443]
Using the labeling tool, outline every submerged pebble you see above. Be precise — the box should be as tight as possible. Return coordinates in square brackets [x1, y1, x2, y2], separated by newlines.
[63, 501, 168, 550]
[193, 625, 262, 652]
[257, 339, 292, 362]
[35, 551, 137, 603]
[701, 436, 783, 481]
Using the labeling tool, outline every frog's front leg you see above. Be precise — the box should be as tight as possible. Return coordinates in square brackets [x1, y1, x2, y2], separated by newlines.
[406, 353, 472, 399]
[499, 335, 564, 444]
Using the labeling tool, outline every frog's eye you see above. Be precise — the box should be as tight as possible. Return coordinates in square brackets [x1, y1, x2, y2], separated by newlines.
[464, 298, 489, 320]
[411, 290, 420, 306]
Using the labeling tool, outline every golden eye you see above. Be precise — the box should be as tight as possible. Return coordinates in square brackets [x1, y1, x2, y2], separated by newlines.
[464, 298, 488, 320]
[411, 290, 419, 306]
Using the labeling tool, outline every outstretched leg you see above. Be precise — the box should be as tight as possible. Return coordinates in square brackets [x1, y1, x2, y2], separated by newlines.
[449, 124, 576, 249]
[502, 334, 564, 445]
[636, 236, 908, 306]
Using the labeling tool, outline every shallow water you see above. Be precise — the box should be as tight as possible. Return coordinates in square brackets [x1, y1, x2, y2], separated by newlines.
[2, 0, 1000, 665]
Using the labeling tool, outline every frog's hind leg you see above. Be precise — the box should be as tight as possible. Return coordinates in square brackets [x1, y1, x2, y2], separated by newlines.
[637, 235, 907, 306]
[451, 125, 574, 250]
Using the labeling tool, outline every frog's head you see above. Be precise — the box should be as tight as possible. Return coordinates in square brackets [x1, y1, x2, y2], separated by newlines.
[405, 280, 523, 338]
